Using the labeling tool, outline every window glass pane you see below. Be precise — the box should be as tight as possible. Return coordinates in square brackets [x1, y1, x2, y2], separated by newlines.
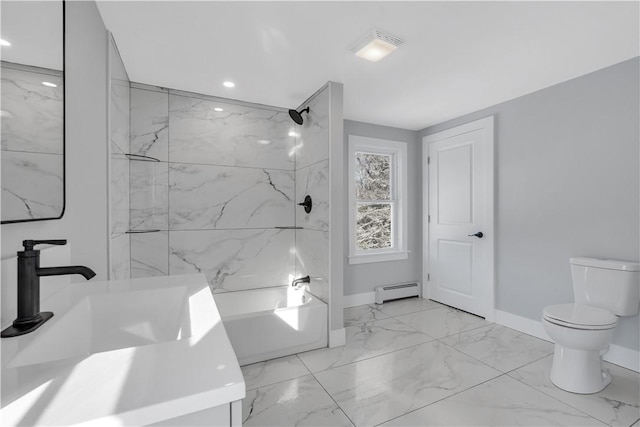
[356, 203, 392, 250]
[355, 153, 391, 200]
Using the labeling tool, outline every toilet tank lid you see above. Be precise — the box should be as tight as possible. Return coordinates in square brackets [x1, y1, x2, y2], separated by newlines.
[570, 257, 639, 272]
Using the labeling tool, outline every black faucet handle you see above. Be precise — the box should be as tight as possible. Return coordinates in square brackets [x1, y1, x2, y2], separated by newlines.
[22, 240, 68, 251]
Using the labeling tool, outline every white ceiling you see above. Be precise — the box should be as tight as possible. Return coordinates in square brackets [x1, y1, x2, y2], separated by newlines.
[97, 1, 639, 131]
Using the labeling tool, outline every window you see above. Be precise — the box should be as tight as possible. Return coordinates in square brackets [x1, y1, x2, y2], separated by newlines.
[348, 135, 408, 264]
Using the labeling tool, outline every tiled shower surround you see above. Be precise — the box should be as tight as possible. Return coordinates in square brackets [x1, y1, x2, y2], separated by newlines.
[129, 84, 331, 301]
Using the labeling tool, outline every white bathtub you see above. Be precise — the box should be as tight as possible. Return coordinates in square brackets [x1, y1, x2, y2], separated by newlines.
[214, 286, 327, 366]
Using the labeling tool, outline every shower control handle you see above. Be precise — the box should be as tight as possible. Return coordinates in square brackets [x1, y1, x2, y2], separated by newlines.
[468, 232, 484, 238]
[298, 195, 312, 214]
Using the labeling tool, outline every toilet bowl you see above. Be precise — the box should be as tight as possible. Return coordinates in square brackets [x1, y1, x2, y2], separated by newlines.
[543, 303, 617, 393]
[542, 257, 639, 395]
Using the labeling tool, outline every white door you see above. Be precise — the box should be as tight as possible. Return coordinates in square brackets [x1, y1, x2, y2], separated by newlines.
[423, 117, 494, 319]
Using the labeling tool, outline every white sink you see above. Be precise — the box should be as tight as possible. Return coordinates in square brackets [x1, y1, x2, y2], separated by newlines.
[8, 285, 192, 368]
[2, 274, 245, 427]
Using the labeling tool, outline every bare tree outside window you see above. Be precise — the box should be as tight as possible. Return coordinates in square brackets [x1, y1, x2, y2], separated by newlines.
[355, 152, 393, 250]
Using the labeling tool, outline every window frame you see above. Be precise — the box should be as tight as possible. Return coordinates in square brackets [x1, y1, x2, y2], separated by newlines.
[348, 135, 408, 264]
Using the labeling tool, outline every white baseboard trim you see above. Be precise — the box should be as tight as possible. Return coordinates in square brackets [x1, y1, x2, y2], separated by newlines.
[494, 310, 552, 342]
[329, 328, 346, 347]
[494, 310, 639, 372]
[343, 292, 376, 308]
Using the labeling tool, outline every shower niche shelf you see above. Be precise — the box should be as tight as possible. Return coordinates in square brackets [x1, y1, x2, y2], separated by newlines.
[126, 229, 161, 234]
[125, 153, 160, 162]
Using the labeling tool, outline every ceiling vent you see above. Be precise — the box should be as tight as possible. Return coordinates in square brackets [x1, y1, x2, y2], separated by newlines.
[350, 29, 404, 62]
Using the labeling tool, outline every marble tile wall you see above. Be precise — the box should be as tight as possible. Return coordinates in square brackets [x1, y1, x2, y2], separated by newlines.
[130, 88, 169, 161]
[295, 88, 330, 170]
[169, 229, 295, 292]
[129, 87, 170, 277]
[130, 160, 169, 231]
[131, 231, 169, 278]
[294, 87, 331, 302]
[129, 86, 310, 293]
[1, 65, 64, 221]
[108, 40, 131, 279]
[169, 163, 294, 230]
[169, 94, 295, 170]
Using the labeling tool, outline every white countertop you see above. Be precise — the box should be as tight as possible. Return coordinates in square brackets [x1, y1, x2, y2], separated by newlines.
[1, 274, 245, 426]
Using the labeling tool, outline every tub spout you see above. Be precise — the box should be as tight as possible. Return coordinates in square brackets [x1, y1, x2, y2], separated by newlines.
[291, 275, 310, 288]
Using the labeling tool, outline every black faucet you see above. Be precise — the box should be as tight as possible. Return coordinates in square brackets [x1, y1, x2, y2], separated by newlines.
[291, 275, 310, 288]
[1, 239, 96, 338]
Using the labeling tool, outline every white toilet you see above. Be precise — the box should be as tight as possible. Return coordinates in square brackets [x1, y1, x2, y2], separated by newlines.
[542, 257, 639, 394]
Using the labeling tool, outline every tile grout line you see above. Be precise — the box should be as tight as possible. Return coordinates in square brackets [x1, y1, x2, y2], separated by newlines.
[307, 311, 503, 376]
[297, 331, 438, 375]
[389, 311, 491, 339]
[372, 373, 511, 427]
[241, 356, 312, 391]
[506, 365, 613, 426]
[301, 353, 359, 427]
[342, 300, 446, 326]
[432, 329, 554, 376]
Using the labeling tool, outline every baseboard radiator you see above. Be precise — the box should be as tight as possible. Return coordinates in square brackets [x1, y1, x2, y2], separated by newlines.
[375, 282, 421, 304]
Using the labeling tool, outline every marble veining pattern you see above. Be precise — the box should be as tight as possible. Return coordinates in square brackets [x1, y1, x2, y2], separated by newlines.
[110, 145, 129, 235]
[296, 89, 329, 169]
[1, 151, 63, 221]
[169, 163, 294, 230]
[109, 233, 130, 280]
[394, 305, 489, 339]
[1, 66, 63, 154]
[110, 80, 130, 155]
[295, 159, 329, 231]
[374, 297, 444, 317]
[169, 229, 294, 292]
[130, 88, 169, 161]
[384, 374, 605, 426]
[344, 305, 389, 326]
[239, 299, 638, 427]
[510, 355, 640, 426]
[441, 323, 554, 373]
[169, 95, 294, 170]
[241, 355, 310, 391]
[314, 340, 502, 426]
[295, 229, 329, 302]
[130, 231, 169, 278]
[130, 161, 168, 231]
[297, 318, 433, 373]
[243, 375, 353, 426]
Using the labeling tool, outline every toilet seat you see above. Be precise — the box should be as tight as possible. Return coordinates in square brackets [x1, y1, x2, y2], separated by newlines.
[543, 303, 617, 330]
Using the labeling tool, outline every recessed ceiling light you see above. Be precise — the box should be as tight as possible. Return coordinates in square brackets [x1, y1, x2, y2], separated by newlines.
[214, 107, 224, 112]
[223, 81, 235, 88]
[350, 29, 404, 62]
[42, 81, 57, 88]
[257, 139, 271, 145]
[0, 39, 11, 47]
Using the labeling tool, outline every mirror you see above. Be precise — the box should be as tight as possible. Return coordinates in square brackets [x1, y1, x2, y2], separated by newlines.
[1, 1, 64, 223]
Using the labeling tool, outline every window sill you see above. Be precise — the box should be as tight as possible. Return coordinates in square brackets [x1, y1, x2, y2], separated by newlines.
[348, 251, 409, 265]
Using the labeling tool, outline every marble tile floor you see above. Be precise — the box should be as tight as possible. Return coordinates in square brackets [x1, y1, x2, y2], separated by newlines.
[241, 298, 640, 427]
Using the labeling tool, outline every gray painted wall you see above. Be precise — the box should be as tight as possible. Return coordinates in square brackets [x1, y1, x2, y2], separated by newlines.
[343, 120, 422, 296]
[421, 58, 640, 351]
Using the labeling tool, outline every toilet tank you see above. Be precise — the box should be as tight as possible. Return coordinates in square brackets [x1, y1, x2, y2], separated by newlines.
[571, 257, 640, 316]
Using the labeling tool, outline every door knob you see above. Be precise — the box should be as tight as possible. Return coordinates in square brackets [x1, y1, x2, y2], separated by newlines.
[468, 232, 484, 238]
